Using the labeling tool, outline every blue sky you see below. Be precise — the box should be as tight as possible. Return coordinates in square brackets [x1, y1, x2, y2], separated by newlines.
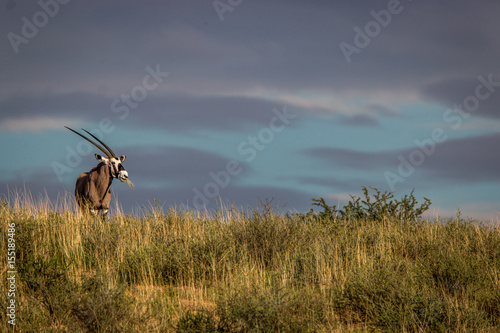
[1, 0, 500, 220]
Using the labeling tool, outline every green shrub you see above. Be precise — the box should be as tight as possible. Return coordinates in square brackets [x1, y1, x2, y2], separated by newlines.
[71, 275, 135, 332]
[17, 256, 137, 332]
[333, 264, 490, 332]
[216, 285, 327, 332]
[303, 186, 431, 223]
[176, 311, 217, 333]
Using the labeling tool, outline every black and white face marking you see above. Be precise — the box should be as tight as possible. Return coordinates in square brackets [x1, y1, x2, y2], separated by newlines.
[95, 154, 128, 182]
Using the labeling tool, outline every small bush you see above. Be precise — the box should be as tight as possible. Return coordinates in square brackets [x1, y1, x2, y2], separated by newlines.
[303, 186, 431, 223]
[333, 265, 490, 332]
[176, 311, 217, 333]
[71, 275, 135, 332]
[216, 285, 327, 332]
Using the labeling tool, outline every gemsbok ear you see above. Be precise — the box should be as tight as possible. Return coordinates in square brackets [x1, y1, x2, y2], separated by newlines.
[95, 154, 109, 163]
[119, 155, 126, 162]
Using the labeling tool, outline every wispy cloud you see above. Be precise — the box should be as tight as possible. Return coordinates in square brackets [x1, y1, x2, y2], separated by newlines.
[0, 117, 79, 132]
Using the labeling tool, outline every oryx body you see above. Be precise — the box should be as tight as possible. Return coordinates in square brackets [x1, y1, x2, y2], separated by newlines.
[65, 127, 129, 217]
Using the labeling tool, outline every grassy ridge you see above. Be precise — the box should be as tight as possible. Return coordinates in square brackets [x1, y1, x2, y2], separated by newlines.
[1, 194, 500, 332]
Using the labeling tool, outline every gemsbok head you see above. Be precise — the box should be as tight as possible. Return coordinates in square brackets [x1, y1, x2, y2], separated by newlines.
[65, 126, 132, 218]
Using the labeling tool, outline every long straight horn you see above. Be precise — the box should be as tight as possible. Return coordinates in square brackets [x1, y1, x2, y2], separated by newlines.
[81, 128, 117, 158]
[64, 126, 112, 159]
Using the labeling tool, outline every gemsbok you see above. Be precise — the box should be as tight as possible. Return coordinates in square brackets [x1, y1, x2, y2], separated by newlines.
[65, 127, 132, 218]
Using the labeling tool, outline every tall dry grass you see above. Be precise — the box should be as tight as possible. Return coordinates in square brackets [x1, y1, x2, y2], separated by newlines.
[1, 191, 499, 332]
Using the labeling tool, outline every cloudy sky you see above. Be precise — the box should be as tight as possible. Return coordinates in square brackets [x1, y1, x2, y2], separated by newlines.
[1, 0, 499, 220]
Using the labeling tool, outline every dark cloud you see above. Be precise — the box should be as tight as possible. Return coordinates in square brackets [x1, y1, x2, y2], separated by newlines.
[2, 0, 500, 104]
[0, 91, 306, 132]
[338, 114, 379, 127]
[294, 176, 384, 193]
[3, 0, 497, 97]
[0, 92, 109, 120]
[304, 147, 395, 170]
[304, 132, 500, 184]
[421, 75, 500, 119]
[132, 95, 304, 132]
[364, 104, 399, 117]
[117, 184, 315, 215]
[413, 133, 500, 182]
[123, 145, 252, 186]
[1, 170, 74, 210]
[217, 185, 314, 212]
